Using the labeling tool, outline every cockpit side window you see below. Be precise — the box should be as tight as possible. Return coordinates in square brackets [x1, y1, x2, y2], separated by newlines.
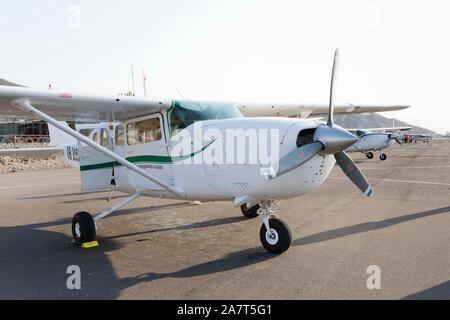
[126, 117, 162, 145]
[115, 125, 125, 146]
[92, 132, 99, 144]
[100, 129, 109, 146]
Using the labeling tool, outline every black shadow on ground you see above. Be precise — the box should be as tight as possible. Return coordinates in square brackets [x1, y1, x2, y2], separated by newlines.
[2, 205, 448, 299]
[402, 281, 450, 300]
[293, 206, 450, 246]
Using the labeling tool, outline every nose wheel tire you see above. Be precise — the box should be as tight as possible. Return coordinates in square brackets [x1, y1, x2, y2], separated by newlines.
[72, 212, 96, 243]
[241, 204, 260, 218]
[260, 218, 292, 254]
[366, 152, 374, 159]
[379, 153, 387, 161]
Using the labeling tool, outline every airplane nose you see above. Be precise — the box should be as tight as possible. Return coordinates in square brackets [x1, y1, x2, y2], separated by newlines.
[314, 125, 359, 154]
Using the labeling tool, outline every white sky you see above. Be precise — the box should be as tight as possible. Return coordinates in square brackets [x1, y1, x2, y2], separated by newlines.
[1, 0, 449, 134]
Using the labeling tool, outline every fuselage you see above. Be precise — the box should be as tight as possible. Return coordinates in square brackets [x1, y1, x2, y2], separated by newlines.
[346, 133, 394, 152]
[114, 117, 336, 204]
[61, 100, 337, 206]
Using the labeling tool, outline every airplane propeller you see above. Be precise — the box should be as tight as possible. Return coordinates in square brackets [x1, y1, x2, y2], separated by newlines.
[268, 49, 374, 197]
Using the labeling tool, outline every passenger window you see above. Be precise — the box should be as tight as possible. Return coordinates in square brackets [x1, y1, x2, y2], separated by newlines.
[79, 129, 93, 137]
[127, 117, 162, 145]
[100, 129, 109, 146]
[115, 125, 125, 146]
[92, 132, 99, 144]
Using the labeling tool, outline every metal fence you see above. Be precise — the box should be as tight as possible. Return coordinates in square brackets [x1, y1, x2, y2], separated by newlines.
[0, 135, 51, 149]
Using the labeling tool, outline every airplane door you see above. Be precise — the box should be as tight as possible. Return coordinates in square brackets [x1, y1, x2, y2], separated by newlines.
[77, 123, 114, 192]
[125, 114, 174, 192]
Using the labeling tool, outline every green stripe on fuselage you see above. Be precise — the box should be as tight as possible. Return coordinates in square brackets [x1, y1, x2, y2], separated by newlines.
[80, 140, 215, 172]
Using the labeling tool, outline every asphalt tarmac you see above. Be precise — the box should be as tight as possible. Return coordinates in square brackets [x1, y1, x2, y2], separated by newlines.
[0, 139, 449, 299]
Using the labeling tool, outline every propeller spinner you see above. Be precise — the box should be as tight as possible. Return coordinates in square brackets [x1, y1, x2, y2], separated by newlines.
[268, 49, 374, 197]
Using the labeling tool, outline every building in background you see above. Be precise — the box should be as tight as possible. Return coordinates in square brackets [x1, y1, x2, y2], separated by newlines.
[0, 121, 50, 148]
[0, 120, 49, 136]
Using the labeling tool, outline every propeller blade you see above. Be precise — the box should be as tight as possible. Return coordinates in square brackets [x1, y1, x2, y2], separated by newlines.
[327, 49, 340, 126]
[389, 134, 403, 145]
[334, 151, 373, 197]
[268, 142, 323, 179]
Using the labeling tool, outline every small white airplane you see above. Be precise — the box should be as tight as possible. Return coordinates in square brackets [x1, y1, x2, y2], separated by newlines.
[0, 50, 407, 253]
[406, 134, 433, 143]
[345, 123, 411, 161]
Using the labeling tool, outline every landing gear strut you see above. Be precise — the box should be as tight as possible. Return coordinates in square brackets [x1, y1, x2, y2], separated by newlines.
[258, 201, 292, 254]
[71, 191, 143, 245]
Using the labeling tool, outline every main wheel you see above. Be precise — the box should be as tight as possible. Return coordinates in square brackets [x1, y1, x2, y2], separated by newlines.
[72, 211, 96, 243]
[366, 152, 374, 159]
[260, 218, 292, 254]
[379, 153, 387, 161]
[241, 204, 260, 218]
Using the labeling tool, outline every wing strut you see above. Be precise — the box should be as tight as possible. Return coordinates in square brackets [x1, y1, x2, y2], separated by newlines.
[12, 99, 185, 198]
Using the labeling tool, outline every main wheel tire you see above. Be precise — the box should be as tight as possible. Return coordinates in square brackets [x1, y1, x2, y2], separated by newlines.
[241, 204, 260, 218]
[366, 152, 374, 159]
[260, 218, 292, 254]
[72, 212, 96, 243]
[379, 153, 387, 161]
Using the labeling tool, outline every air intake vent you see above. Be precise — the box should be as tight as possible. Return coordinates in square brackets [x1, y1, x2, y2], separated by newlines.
[297, 128, 316, 148]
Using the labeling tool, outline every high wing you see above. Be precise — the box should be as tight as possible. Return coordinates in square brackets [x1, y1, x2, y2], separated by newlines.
[0, 79, 27, 87]
[0, 82, 409, 121]
[0, 147, 63, 158]
[238, 103, 410, 118]
[0, 85, 172, 122]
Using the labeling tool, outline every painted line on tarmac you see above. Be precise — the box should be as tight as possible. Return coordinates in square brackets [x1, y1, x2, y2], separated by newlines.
[358, 165, 450, 170]
[330, 177, 450, 186]
[0, 181, 78, 190]
[378, 179, 450, 186]
[394, 154, 449, 157]
[0, 171, 77, 183]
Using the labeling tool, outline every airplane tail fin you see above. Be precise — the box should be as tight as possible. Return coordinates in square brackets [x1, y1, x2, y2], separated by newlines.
[47, 122, 80, 169]
[48, 122, 77, 148]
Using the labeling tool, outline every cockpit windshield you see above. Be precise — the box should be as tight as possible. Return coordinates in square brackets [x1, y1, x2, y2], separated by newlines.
[168, 100, 243, 136]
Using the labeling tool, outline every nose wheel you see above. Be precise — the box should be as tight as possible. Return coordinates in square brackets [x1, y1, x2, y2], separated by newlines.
[260, 217, 292, 254]
[258, 201, 292, 254]
[366, 152, 374, 159]
[379, 153, 387, 161]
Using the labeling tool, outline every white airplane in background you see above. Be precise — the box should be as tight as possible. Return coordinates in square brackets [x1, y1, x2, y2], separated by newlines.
[345, 123, 412, 160]
[405, 134, 433, 143]
[0, 50, 408, 254]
